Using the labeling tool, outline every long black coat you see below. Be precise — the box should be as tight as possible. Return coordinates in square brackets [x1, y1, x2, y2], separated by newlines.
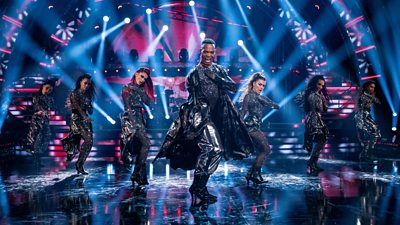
[154, 64, 253, 170]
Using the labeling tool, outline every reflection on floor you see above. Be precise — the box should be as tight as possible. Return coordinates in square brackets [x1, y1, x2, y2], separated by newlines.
[1, 150, 400, 225]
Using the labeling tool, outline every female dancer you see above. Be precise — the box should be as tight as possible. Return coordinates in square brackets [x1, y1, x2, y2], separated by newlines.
[240, 72, 279, 184]
[62, 74, 96, 175]
[120, 68, 155, 186]
[26, 79, 55, 154]
[298, 75, 330, 175]
[355, 81, 380, 159]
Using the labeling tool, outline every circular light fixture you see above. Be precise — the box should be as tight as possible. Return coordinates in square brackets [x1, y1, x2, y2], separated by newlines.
[200, 32, 206, 40]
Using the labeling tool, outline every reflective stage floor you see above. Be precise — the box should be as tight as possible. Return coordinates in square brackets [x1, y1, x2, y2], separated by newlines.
[1, 151, 400, 225]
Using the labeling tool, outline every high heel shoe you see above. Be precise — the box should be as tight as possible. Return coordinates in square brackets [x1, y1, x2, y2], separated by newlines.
[130, 166, 149, 186]
[189, 189, 208, 209]
[202, 187, 217, 203]
[76, 164, 88, 175]
[246, 168, 268, 185]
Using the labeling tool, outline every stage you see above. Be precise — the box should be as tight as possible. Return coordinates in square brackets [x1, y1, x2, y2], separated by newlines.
[1, 0, 400, 224]
[1, 149, 399, 225]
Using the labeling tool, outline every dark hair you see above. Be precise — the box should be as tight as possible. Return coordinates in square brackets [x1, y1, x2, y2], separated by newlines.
[304, 75, 329, 113]
[201, 38, 215, 47]
[38, 79, 56, 95]
[131, 67, 155, 102]
[75, 73, 96, 102]
[361, 80, 376, 92]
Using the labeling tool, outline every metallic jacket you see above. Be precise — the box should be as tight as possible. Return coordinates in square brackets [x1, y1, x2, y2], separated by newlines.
[120, 83, 151, 166]
[27, 93, 54, 153]
[354, 92, 380, 143]
[240, 91, 278, 132]
[303, 91, 329, 150]
[63, 89, 93, 156]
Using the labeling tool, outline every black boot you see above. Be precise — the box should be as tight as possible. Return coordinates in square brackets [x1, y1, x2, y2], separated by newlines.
[306, 157, 323, 175]
[130, 164, 139, 186]
[76, 150, 89, 175]
[131, 163, 149, 186]
[307, 143, 324, 175]
[76, 163, 88, 175]
[189, 174, 211, 208]
[246, 167, 268, 185]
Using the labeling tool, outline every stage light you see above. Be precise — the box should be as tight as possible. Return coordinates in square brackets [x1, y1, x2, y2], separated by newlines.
[106, 116, 116, 124]
[237, 40, 244, 46]
[155, 49, 164, 62]
[199, 32, 206, 40]
[129, 49, 138, 62]
[124, 18, 130, 24]
[146, 8, 152, 15]
[165, 115, 170, 119]
[393, 127, 397, 131]
[189, 1, 195, 7]
[103, 16, 109, 22]
[179, 48, 189, 63]
[107, 164, 115, 175]
[394, 112, 398, 117]
[162, 25, 169, 31]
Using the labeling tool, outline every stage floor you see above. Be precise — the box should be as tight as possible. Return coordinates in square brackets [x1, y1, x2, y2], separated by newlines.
[1, 151, 400, 225]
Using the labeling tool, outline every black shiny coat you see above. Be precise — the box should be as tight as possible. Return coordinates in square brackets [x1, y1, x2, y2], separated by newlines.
[155, 64, 253, 170]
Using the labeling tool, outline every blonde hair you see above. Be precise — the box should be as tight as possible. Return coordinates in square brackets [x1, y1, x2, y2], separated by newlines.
[239, 72, 266, 102]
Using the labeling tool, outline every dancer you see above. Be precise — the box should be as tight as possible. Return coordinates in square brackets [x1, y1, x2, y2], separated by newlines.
[62, 74, 95, 175]
[240, 72, 279, 184]
[154, 38, 253, 208]
[296, 75, 329, 175]
[120, 67, 155, 186]
[26, 79, 56, 155]
[355, 81, 380, 159]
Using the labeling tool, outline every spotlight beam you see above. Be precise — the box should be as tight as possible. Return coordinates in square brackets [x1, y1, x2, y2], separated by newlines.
[158, 86, 170, 119]
[240, 45, 261, 71]
[262, 81, 306, 122]
[235, 0, 260, 48]
[190, 2, 201, 35]
[219, 0, 243, 48]
[144, 28, 167, 58]
[147, 12, 153, 43]
[0, 47, 23, 130]
[94, 103, 116, 124]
